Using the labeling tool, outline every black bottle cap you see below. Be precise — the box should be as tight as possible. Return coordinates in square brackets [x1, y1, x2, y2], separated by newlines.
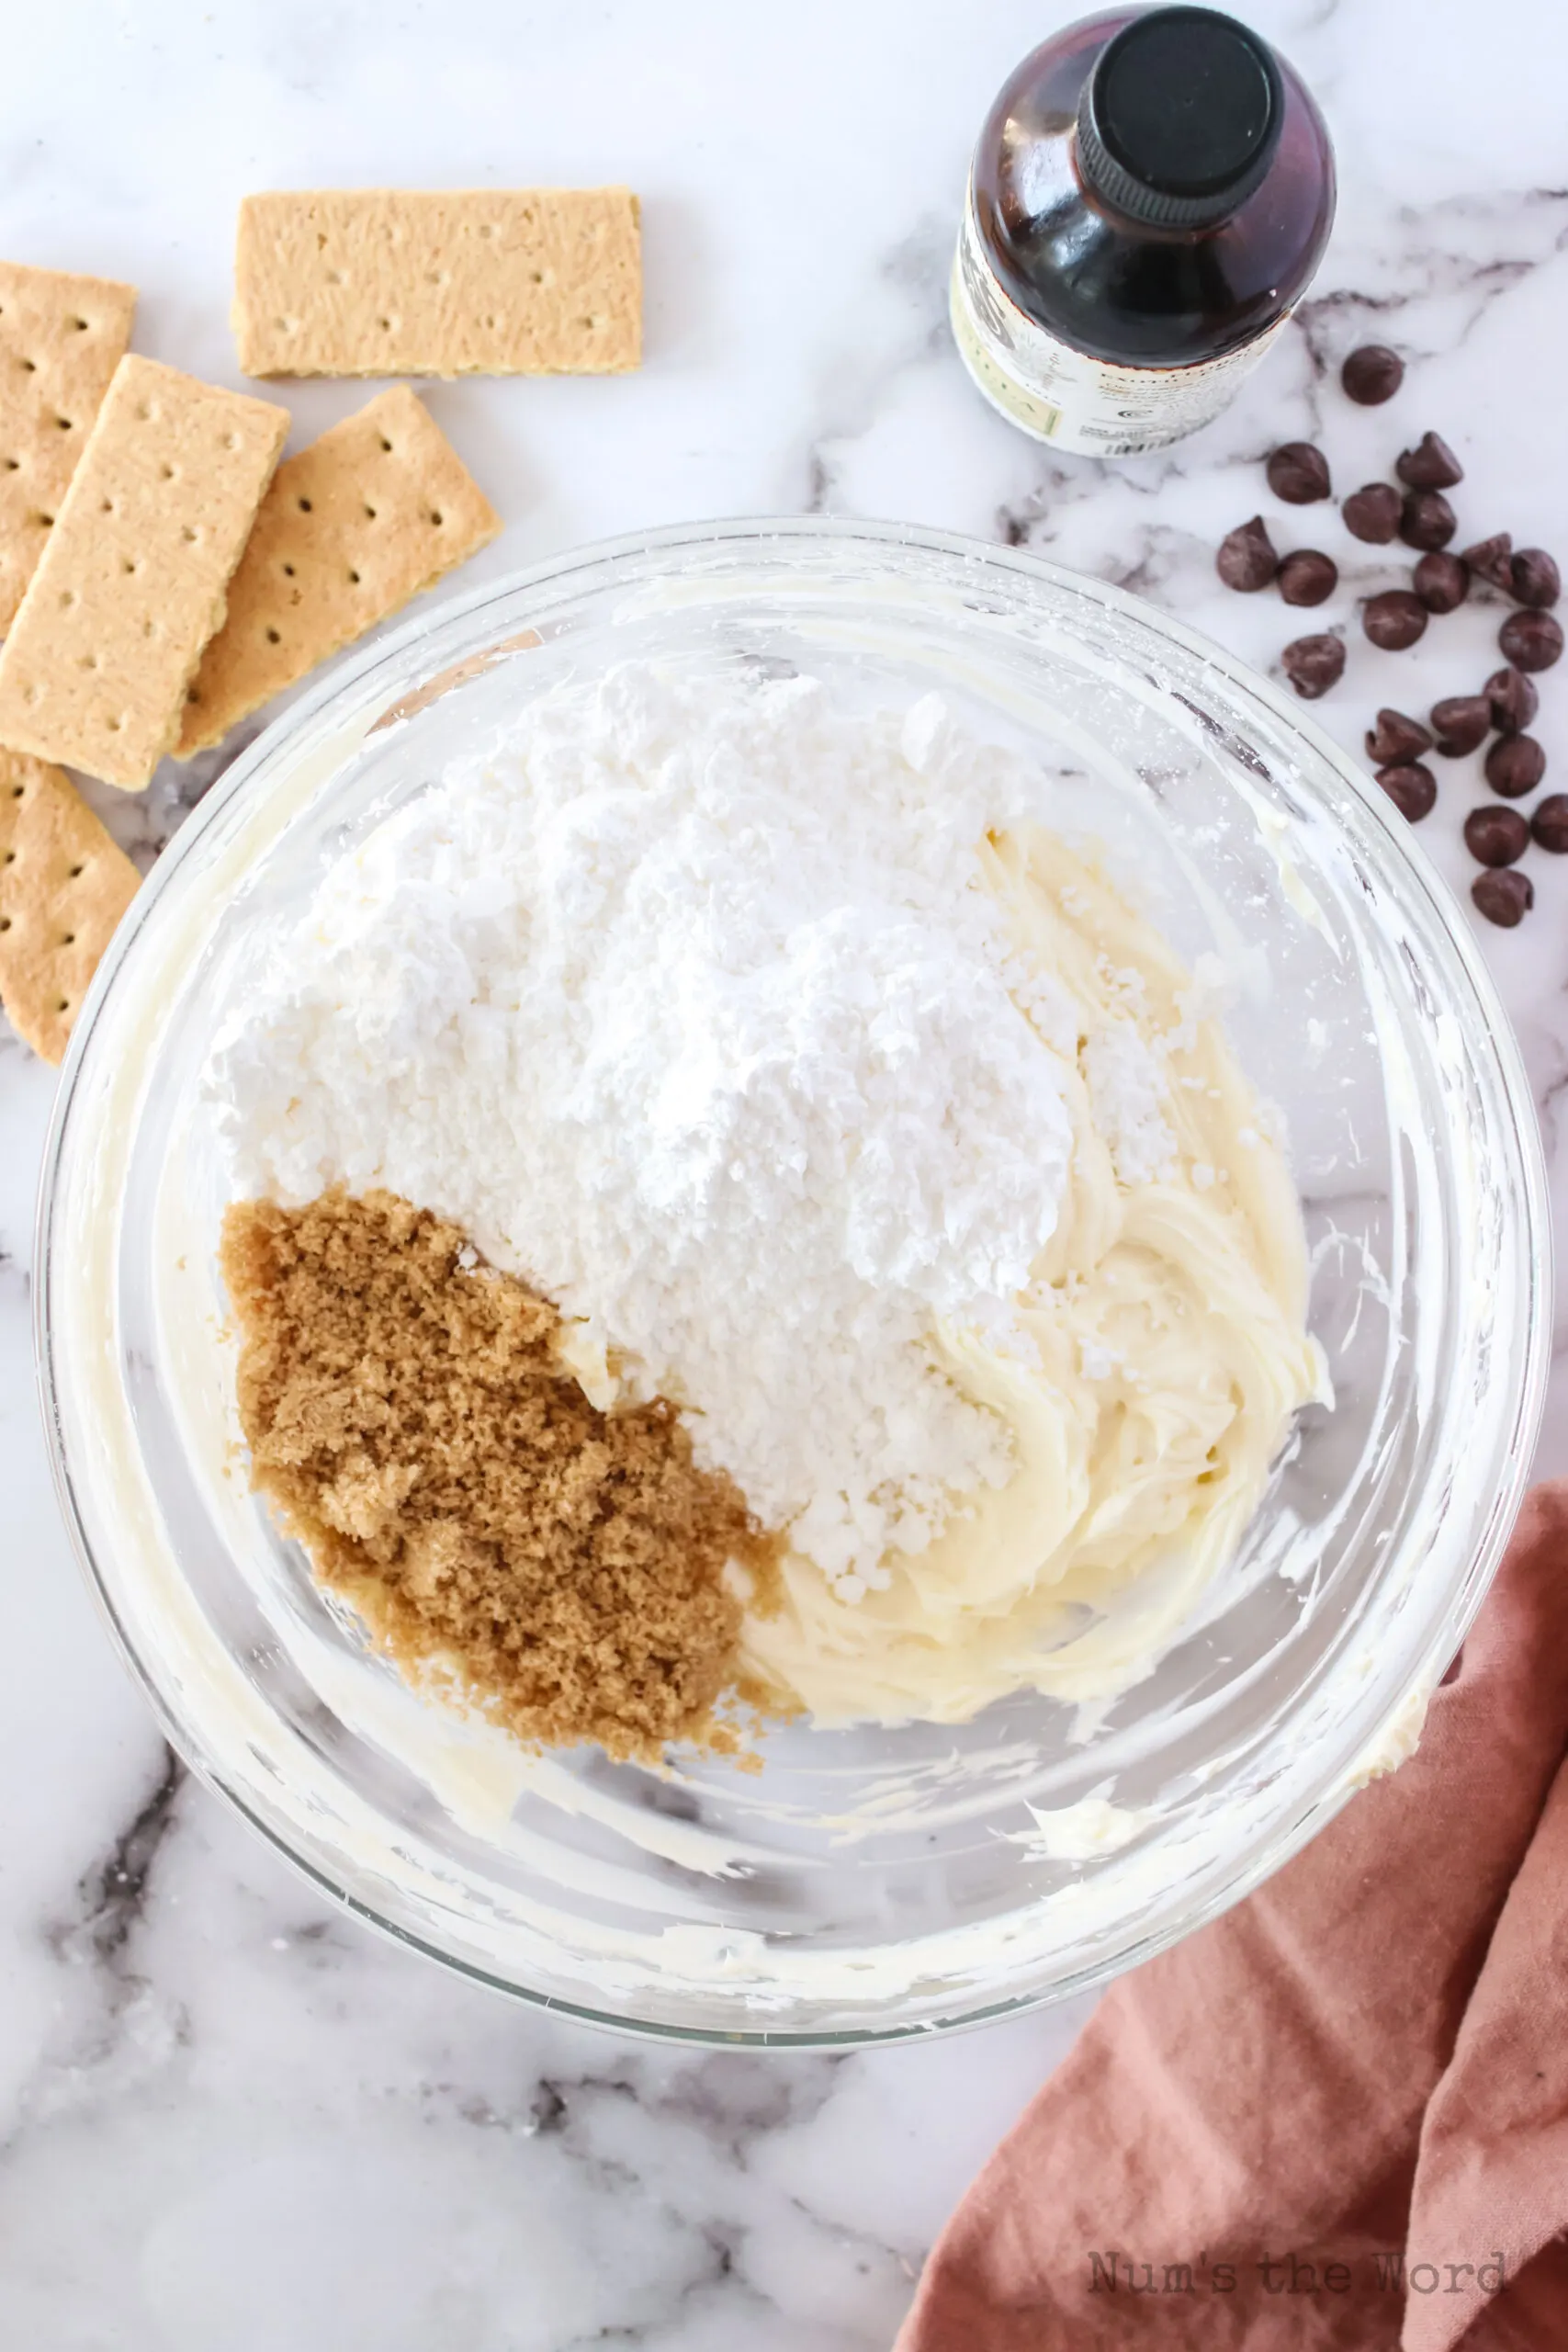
[1076, 6, 1284, 230]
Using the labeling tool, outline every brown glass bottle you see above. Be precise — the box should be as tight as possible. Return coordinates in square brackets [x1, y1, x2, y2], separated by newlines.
[952, 6, 1335, 456]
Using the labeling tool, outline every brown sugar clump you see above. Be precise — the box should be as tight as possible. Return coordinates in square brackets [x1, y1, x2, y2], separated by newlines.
[220, 1189, 775, 1762]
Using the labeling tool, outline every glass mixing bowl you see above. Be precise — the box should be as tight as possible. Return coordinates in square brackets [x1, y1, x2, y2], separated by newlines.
[37, 519, 1549, 2046]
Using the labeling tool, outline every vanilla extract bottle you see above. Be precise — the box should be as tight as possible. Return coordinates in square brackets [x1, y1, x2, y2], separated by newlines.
[952, 5, 1336, 457]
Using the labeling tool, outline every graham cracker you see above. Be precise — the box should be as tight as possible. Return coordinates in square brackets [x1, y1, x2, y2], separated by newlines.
[178, 387, 500, 755]
[233, 188, 641, 378]
[0, 355, 288, 789]
[0, 260, 137, 634]
[0, 749, 139, 1063]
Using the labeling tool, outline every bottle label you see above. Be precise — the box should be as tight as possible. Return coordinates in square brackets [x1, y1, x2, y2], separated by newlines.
[951, 187, 1291, 458]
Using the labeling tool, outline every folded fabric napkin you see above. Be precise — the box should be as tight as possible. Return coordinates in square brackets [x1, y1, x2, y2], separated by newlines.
[898, 1482, 1568, 2352]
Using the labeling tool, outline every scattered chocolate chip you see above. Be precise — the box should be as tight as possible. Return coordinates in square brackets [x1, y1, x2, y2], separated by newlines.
[1266, 442, 1332, 503]
[1499, 608, 1564, 672]
[1396, 432, 1463, 491]
[1399, 490, 1457, 551]
[1376, 762, 1438, 821]
[1463, 804, 1530, 866]
[1413, 551, 1470, 613]
[1366, 707, 1434, 764]
[1429, 695, 1491, 756]
[1472, 867, 1533, 927]
[1530, 794, 1568, 852]
[1486, 665, 1539, 734]
[1462, 533, 1514, 590]
[1362, 590, 1428, 651]
[1340, 344, 1404, 405]
[1216, 515, 1279, 592]
[1363, 706, 1438, 762]
[1342, 483, 1403, 545]
[1509, 548, 1561, 609]
[1484, 733, 1547, 797]
[1280, 633, 1346, 698]
[1278, 548, 1338, 606]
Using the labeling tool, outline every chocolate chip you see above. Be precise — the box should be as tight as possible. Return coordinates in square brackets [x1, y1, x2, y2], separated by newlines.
[1484, 733, 1546, 797]
[1530, 794, 1568, 852]
[1499, 609, 1564, 672]
[1266, 442, 1332, 503]
[1216, 515, 1278, 592]
[1429, 695, 1491, 756]
[1399, 490, 1457, 550]
[1342, 483, 1403, 545]
[1340, 344, 1404, 405]
[1366, 707, 1434, 763]
[1395, 432, 1463, 491]
[1462, 533, 1514, 591]
[1376, 763, 1438, 821]
[1472, 868, 1533, 926]
[1278, 548, 1338, 606]
[1413, 551, 1470, 613]
[1485, 665, 1539, 734]
[1463, 804, 1529, 866]
[1362, 590, 1428, 651]
[1280, 633, 1346, 698]
[1509, 548, 1561, 609]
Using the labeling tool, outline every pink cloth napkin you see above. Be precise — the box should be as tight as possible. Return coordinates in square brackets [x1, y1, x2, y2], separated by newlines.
[897, 1482, 1568, 2351]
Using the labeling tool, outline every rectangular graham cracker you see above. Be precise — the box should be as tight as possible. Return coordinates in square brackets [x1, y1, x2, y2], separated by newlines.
[0, 749, 139, 1062]
[0, 260, 137, 634]
[233, 188, 641, 378]
[0, 355, 288, 789]
[179, 387, 500, 755]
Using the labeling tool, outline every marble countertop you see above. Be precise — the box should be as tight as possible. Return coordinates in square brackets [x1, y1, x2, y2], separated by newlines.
[6, 2, 1568, 2343]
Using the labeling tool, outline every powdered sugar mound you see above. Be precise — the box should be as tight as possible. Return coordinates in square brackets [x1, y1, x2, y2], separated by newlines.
[213, 666, 1078, 1589]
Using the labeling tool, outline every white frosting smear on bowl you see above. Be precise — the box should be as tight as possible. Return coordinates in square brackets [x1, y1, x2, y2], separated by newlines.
[212, 663, 1326, 1724]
